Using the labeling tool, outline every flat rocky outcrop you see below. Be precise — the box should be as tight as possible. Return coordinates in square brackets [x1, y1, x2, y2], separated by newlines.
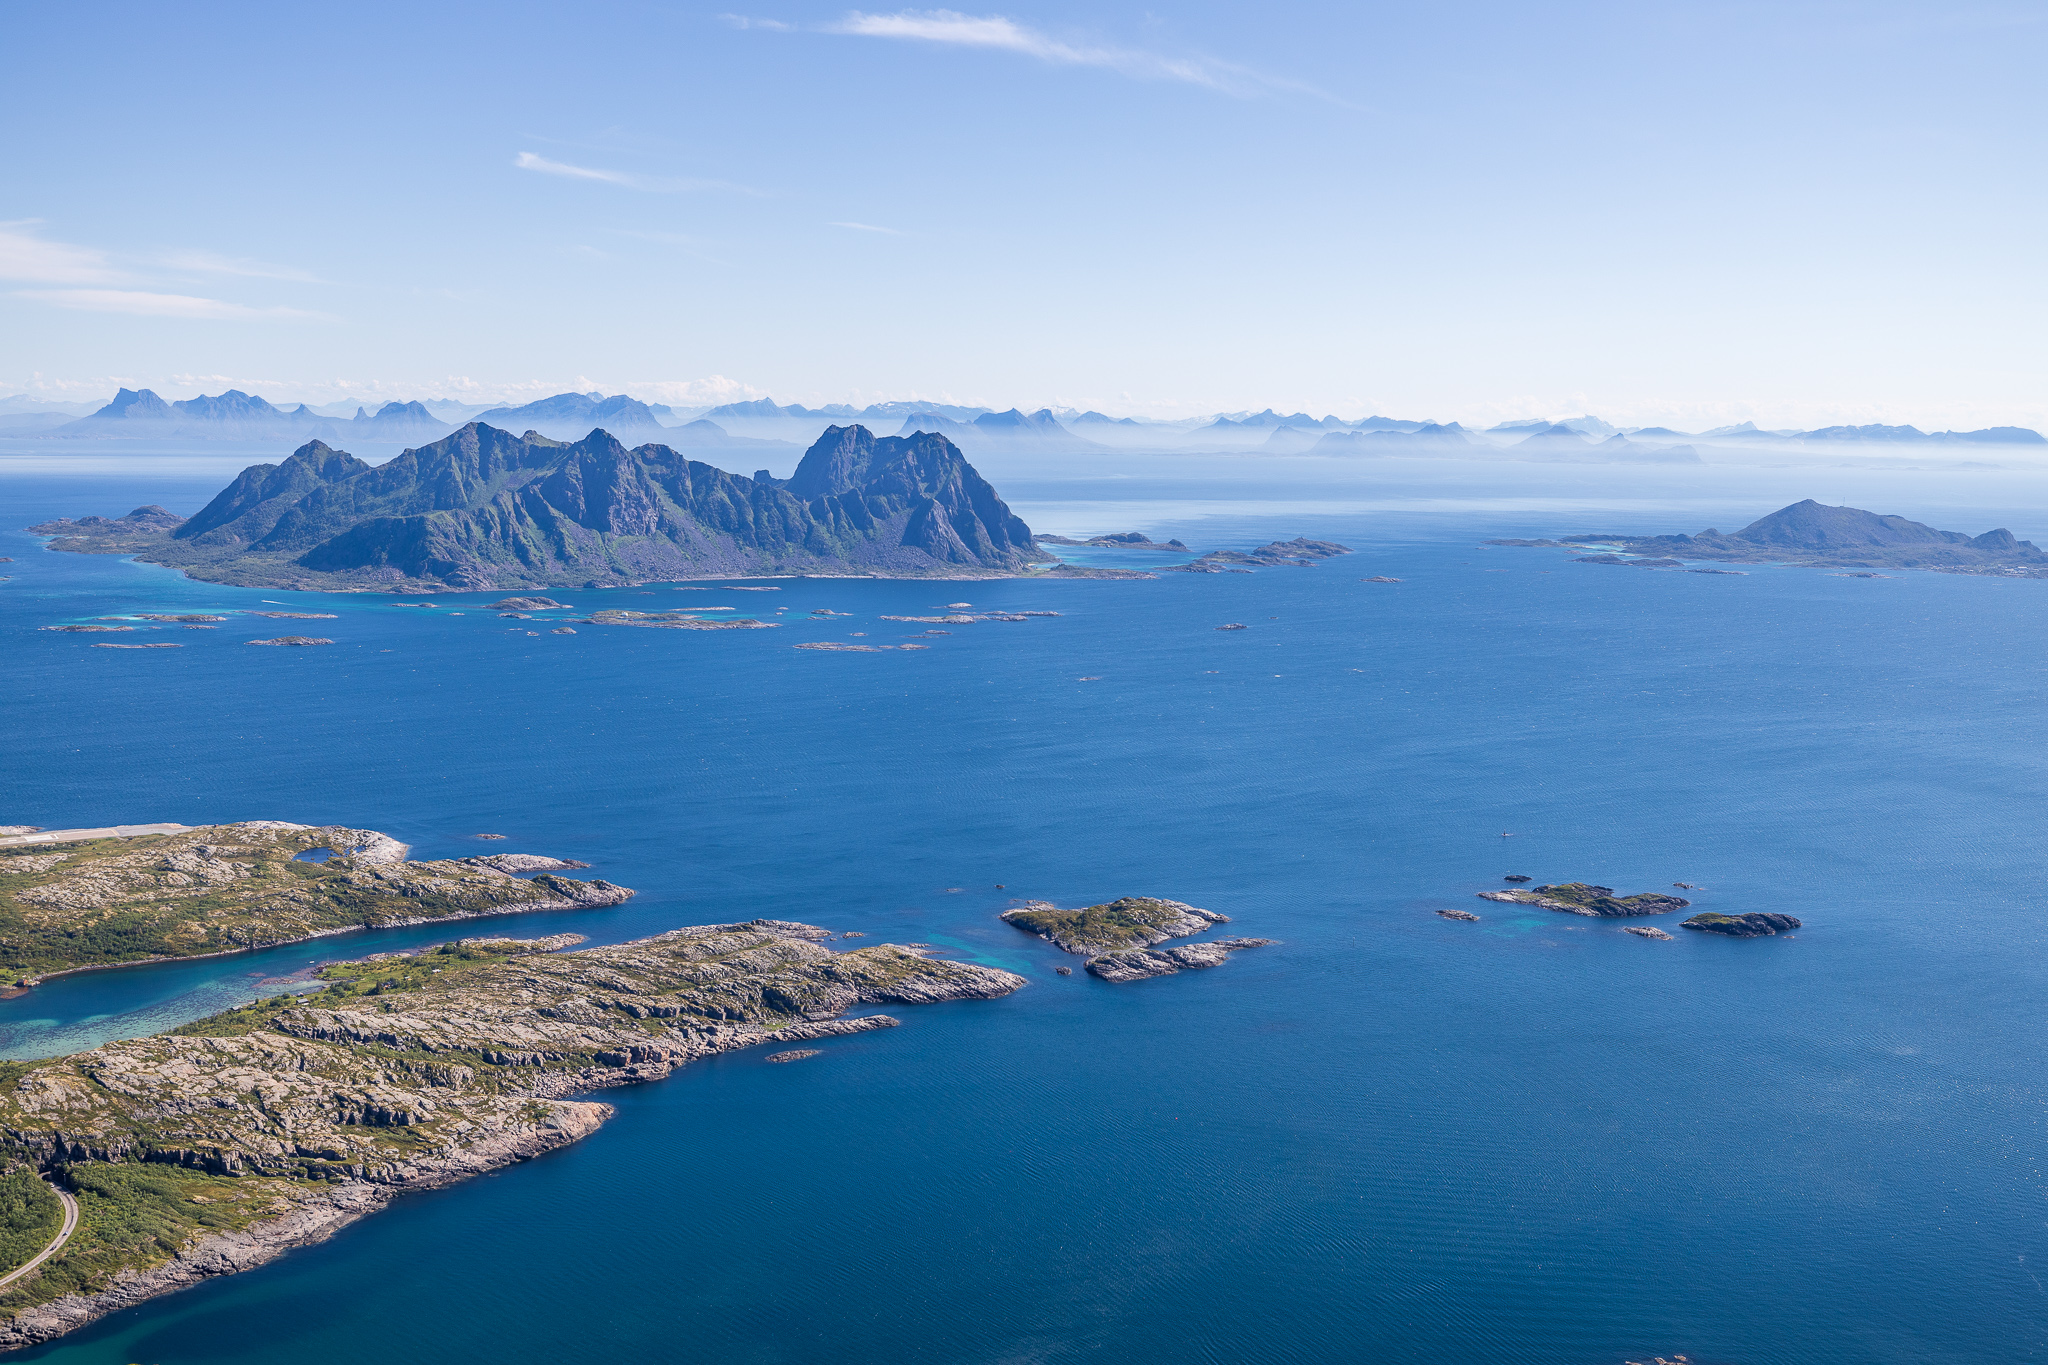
[1086, 938, 1275, 982]
[0, 922, 1024, 1348]
[1681, 912, 1801, 936]
[0, 823, 632, 983]
[1476, 883, 1689, 917]
[587, 610, 775, 631]
[1167, 538, 1353, 572]
[1000, 897, 1228, 955]
[1031, 532, 1189, 550]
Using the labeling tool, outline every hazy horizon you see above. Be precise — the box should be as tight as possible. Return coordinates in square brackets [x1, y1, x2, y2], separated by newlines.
[7, 2, 2046, 433]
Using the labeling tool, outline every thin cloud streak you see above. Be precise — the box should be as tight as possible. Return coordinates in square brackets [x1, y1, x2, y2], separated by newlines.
[513, 151, 763, 195]
[516, 151, 636, 185]
[159, 250, 321, 283]
[830, 221, 902, 234]
[820, 10, 1344, 102]
[16, 290, 328, 321]
[0, 223, 122, 285]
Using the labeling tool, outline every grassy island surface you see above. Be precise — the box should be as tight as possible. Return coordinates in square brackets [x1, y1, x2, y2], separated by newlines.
[999, 897, 1228, 956]
[0, 823, 632, 982]
[0, 922, 1025, 1349]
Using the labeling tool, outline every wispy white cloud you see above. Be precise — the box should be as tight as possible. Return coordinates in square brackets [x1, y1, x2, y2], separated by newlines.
[816, 9, 1340, 101]
[630, 375, 765, 405]
[515, 151, 761, 195]
[158, 250, 321, 283]
[515, 151, 636, 185]
[0, 222, 122, 285]
[719, 13, 792, 29]
[16, 289, 328, 321]
[830, 221, 902, 234]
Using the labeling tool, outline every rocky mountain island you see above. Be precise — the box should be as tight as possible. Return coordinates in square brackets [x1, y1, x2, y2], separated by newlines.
[27, 423, 1050, 590]
[0, 823, 630, 982]
[0, 922, 1024, 1348]
[1487, 500, 2048, 576]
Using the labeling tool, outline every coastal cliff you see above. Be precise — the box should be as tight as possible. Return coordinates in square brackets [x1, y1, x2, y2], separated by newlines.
[0, 923, 1025, 1348]
[27, 423, 1050, 590]
[0, 823, 631, 981]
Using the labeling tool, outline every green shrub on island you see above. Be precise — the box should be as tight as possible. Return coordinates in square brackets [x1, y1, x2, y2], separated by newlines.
[1001, 897, 1228, 955]
[0, 1172, 59, 1279]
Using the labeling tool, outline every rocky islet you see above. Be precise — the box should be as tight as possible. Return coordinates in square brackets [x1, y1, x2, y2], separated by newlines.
[1681, 912, 1801, 936]
[1476, 880, 1801, 939]
[1477, 883, 1690, 917]
[999, 896, 1272, 980]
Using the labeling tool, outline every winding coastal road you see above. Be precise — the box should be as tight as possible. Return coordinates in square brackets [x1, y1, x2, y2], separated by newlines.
[0, 1183, 79, 1290]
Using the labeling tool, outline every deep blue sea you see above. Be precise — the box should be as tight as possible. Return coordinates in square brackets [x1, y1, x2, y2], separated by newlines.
[8, 447, 2048, 1363]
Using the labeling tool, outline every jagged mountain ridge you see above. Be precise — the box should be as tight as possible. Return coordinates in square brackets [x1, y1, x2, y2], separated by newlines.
[349, 401, 453, 442]
[33, 422, 1047, 589]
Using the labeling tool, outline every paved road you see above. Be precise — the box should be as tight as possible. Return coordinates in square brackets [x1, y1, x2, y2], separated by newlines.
[0, 823, 190, 848]
[0, 1182, 79, 1289]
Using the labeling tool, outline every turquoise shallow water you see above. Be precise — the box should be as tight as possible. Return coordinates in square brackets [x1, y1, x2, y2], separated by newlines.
[7, 454, 2048, 1362]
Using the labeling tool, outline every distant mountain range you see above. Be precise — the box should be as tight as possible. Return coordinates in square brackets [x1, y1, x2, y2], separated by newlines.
[5, 390, 2041, 457]
[475, 392, 677, 443]
[1307, 423, 1476, 454]
[9, 388, 790, 451]
[890, 407, 1105, 454]
[26, 422, 1048, 590]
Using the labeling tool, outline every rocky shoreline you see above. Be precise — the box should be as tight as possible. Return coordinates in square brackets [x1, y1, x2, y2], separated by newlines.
[0, 921, 1024, 1348]
[0, 823, 632, 985]
[0, 1119, 597, 1352]
[1086, 938, 1275, 982]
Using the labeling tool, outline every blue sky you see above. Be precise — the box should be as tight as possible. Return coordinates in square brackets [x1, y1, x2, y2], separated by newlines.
[2, 1, 2043, 428]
